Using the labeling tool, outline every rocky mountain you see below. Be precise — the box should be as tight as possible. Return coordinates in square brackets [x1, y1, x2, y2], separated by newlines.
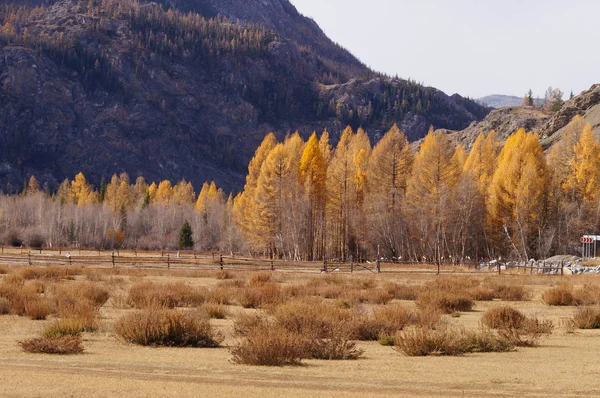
[436, 85, 600, 150]
[0, 0, 490, 192]
[476, 94, 544, 108]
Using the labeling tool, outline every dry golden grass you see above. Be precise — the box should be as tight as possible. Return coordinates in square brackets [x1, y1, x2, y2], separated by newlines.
[201, 302, 229, 319]
[115, 308, 223, 347]
[272, 299, 351, 338]
[351, 304, 413, 341]
[482, 306, 526, 329]
[19, 266, 80, 281]
[230, 323, 305, 366]
[542, 285, 576, 306]
[127, 281, 205, 308]
[44, 319, 88, 337]
[394, 327, 514, 356]
[0, 297, 9, 314]
[237, 283, 283, 308]
[19, 335, 84, 355]
[416, 291, 473, 314]
[54, 281, 110, 308]
[56, 298, 100, 331]
[24, 298, 55, 320]
[572, 306, 600, 329]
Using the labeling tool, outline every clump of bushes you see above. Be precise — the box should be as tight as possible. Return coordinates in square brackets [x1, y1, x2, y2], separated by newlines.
[19, 335, 84, 355]
[393, 327, 514, 356]
[231, 323, 305, 366]
[416, 291, 473, 314]
[44, 319, 89, 337]
[127, 281, 206, 308]
[351, 304, 413, 341]
[542, 285, 576, 306]
[482, 306, 526, 329]
[572, 306, 600, 329]
[115, 308, 223, 347]
[482, 306, 554, 347]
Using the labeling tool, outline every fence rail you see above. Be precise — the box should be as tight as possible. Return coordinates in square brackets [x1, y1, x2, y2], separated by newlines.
[0, 248, 567, 276]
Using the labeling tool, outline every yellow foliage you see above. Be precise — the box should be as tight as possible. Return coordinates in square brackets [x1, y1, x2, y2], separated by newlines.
[155, 180, 173, 205]
[563, 123, 600, 203]
[70, 172, 95, 207]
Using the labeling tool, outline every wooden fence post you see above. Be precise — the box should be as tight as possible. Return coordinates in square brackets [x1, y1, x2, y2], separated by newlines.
[112, 252, 115, 268]
[28, 251, 32, 266]
[167, 254, 170, 269]
[323, 259, 328, 273]
[437, 261, 440, 276]
[376, 260, 381, 274]
[497, 261, 501, 276]
[69, 255, 72, 266]
[270, 259, 274, 271]
[560, 260, 564, 276]
[220, 255, 224, 270]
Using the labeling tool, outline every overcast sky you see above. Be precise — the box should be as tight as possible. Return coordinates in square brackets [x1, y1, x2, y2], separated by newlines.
[290, 0, 599, 99]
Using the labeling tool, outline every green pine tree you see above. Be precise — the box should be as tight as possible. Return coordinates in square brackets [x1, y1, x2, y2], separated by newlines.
[179, 220, 194, 249]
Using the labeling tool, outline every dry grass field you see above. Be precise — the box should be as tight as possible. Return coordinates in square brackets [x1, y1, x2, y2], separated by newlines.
[0, 262, 599, 398]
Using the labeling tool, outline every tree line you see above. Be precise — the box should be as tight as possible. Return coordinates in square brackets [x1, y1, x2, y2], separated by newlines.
[0, 116, 596, 262]
[233, 115, 599, 262]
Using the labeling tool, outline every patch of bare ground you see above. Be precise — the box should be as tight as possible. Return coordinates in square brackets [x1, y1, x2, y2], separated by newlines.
[1, 266, 600, 397]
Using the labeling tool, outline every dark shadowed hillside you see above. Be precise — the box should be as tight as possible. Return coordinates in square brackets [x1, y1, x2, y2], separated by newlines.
[0, 0, 490, 191]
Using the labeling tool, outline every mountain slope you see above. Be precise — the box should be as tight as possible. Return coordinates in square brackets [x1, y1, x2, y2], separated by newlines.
[0, 0, 490, 192]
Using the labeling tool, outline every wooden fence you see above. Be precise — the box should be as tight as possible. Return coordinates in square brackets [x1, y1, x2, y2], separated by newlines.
[0, 247, 567, 276]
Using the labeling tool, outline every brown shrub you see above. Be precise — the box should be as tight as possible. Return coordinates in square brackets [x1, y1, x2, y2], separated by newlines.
[465, 329, 515, 353]
[306, 337, 364, 360]
[416, 291, 473, 314]
[383, 282, 422, 301]
[351, 304, 413, 341]
[364, 288, 394, 305]
[247, 272, 273, 288]
[23, 280, 45, 295]
[56, 298, 99, 331]
[492, 284, 530, 301]
[573, 285, 600, 305]
[215, 270, 233, 280]
[127, 282, 205, 308]
[44, 319, 88, 337]
[19, 267, 80, 281]
[237, 283, 282, 309]
[497, 317, 554, 347]
[393, 327, 472, 356]
[572, 306, 600, 329]
[542, 285, 577, 306]
[0, 266, 8, 274]
[394, 327, 513, 356]
[469, 287, 495, 301]
[230, 323, 304, 366]
[482, 306, 526, 329]
[425, 277, 479, 294]
[273, 300, 351, 338]
[205, 286, 235, 305]
[0, 297, 10, 314]
[202, 303, 228, 319]
[233, 312, 270, 337]
[24, 298, 55, 320]
[115, 308, 223, 347]
[3, 273, 24, 286]
[55, 281, 110, 308]
[414, 307, 443, 329]
[20, 335, 84, 354]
